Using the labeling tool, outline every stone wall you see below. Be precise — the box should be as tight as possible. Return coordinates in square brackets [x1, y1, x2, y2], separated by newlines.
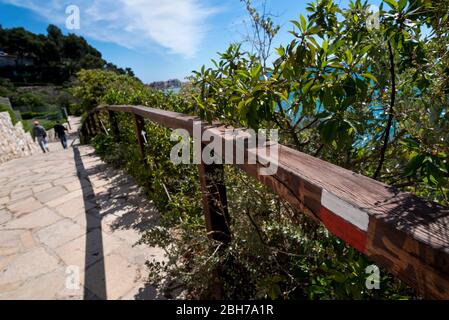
[0, 111, 39, 164]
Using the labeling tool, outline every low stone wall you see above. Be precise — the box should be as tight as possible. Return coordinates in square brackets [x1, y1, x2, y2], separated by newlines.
[0, 111, 39, 164]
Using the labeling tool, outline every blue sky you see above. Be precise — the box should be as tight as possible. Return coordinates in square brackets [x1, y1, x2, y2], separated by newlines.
[0, 0, 381, 83]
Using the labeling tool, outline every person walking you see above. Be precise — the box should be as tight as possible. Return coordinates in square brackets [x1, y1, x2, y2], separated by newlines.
[32, 121, 50, 153]
[54, 121, 69, 149]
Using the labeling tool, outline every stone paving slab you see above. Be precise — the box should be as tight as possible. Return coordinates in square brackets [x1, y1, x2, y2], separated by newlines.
[1, 207, 62, 230]
[0, 209, 11, 224]
[0, 247, 60, 287]
[36, 219, 86, 249]
[35, 186, 69, 204]
[0, 117, 174, 299]
[7, 197, 43, 216]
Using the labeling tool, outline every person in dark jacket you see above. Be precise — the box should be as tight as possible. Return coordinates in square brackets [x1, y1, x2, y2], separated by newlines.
[32, 121, 50, 153]
[54, 121, 69, 149]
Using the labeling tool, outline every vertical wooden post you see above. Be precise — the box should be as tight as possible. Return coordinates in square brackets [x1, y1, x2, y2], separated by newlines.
[108, 110, 120, 141]
[62, 107, 72, 130]
[81, 125, 89, 144]
[90, 113, 97, 135]
[198, 153, 231, 299]
[134, 114, 146, 160]
[93, 112, 100, 131]
[86, 117, 93, 137]
[198, 155, 231, 244]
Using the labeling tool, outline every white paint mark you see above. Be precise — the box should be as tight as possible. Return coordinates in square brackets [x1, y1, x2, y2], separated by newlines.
[321, 189, 369, 231]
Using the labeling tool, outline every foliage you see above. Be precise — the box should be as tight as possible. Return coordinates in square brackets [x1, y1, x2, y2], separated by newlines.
[72, 69, 145, 111]
[0, 77, 14, 97]
[38, 119, 59, 131]
[0, 24, 134, 84]
[21, 119, 31, 132]
[0, 103, 17, 124]
[0, 24, 133, 122]
[10, 92, 45, 108]
[240, 0, 280, 69]
[20, 111, 61, 120]
[10, 86, 79, 117]
[192, 0, 448, 205]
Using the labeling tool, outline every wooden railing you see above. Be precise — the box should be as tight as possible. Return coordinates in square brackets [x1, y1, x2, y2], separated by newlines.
[80, 105, 449, 299]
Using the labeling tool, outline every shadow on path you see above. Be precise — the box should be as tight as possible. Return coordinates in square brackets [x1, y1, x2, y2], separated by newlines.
[73, 145, 107, 300]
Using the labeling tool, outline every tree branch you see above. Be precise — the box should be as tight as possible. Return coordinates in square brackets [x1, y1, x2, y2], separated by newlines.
[373, 41, 396, 180]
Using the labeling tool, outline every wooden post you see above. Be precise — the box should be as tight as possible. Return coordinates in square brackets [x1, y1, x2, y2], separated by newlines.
[86, 117, 93, 137]
[134, 114, 146, 160]
[108, 110, 120, 141]
[198, 156, 231, 244]
[93, 112, 100, 132]
[62, 107, 72, 130]
[86, 115, 92, 136]
[90, 113, 97, 134]
[81, 125, 89, 144]
[198, 153, 231, 299]
[99, 118, 109, 135]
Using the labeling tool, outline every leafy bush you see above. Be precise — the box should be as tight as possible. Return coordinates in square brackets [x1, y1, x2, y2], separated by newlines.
[41, 120, 58, 131]
[11, 92, 45, 108]
[0, 24, 134, 84]
[21, 111, 60, 120]
[21, 119, 31, 132]
[192, 0, 448, 206]
[72, 69, 145, 111]
[0, 103, 18, 125]
[25, 119, 58, 131]
[0, 77, 14, 97]
[68, 104, 83, 116]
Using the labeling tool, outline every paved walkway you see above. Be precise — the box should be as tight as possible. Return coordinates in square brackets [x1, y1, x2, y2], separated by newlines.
[0, 118, 171, 300]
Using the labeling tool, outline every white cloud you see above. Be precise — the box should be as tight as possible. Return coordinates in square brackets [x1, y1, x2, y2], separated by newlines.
[1, 0, 219, 58]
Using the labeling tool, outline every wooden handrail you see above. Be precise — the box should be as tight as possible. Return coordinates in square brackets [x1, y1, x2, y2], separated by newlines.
[82, 104, 449, 299]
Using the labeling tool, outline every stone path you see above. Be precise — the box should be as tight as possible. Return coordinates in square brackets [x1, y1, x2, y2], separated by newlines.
[0, 117, 172, 300]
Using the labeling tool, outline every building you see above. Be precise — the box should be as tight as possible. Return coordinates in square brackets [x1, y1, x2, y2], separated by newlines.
[0, 50, 34, 68]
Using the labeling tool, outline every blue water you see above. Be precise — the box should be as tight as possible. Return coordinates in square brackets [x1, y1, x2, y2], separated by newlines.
[276, 85, 397, 149]
[163, 87, 181, 94]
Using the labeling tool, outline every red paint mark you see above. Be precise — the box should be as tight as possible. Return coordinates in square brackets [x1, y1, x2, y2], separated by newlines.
[320, 206, 367, 253]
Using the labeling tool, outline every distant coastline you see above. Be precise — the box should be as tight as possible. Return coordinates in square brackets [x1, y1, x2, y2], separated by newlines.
[146, 79, 182, 92]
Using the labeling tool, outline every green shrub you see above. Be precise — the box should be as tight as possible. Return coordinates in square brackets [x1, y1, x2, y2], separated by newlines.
[42, 120, 58, 131]
[0, 103, 18, 125]
[11, 92, 46, 108]
[0, 78, 15, 97]
[68, 104, 83, 116]
[25, 119, 58, 131]
[21, 111, 61, 120]
[22, 120, 31, 132]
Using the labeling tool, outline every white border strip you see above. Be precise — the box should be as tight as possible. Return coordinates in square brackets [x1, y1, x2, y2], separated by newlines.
[321, 189, 369, 231]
